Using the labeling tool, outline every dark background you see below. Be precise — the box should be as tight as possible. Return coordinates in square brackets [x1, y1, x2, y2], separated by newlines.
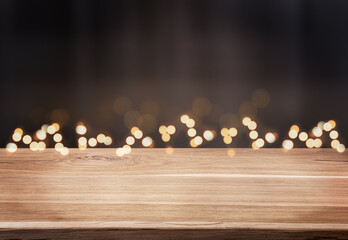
[0, 0, 347, 147]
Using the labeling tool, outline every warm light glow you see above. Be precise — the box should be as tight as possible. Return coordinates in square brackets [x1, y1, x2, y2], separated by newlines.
[337, 144, 346, 153]
[159, 125, 167, 134]
[104, 136, 112, 146]
[88, 138, 97, 147]
[187, 128, 197, 137]
[265, 132, 276, 143]
[252, 141, 259, 150]
[306, 139, 314, 148]
[97, 134, 106, 143]
[282, 140, 293, 150]
[220, 128, 229, 137]
[36, 130, 46, 140]
[47, 125, 56, 135]
[166, 146, 174, 154]
[37, 141, 46, 151]
[323, 122, 332, 131]
[123, 145, 131, 154]
[186, 119, 195, 128]
[134, 129, 143, 139]
[288, 129, 298, 139]
[227, 149, 235, 157]
[180, 114, 189, 124]
[247, 121, 257, 130]
[203, 130, 214, 141]
[14, 128, 23, 135]
[61, 147, 69, 156]
[75, 125, 87, 135]
[242, 117, 251, 126]
[29, 141, 38, 151]
[314, 138, 322, 148]
[126, 136, 135, 145]
[329, 130, 339, 139]
[223, 136, 232, 144]
[299, 132, 308, 141]
[6, 143, 17, 153]
[228, 128, 238, 137]
[55, 143, 64, 152]
[116, 148, 125, 157]
[255, 138, 265, 148]
[53, 133, 62, 142]
[167, 125, 176, 135]
[142, 136, 153, 147]
[328, 120, 336, 129]
[52, 123, 60, 132]
[249, 130, 258, 140]
[12, 132, 22, 142]
[312, 127, 322, 137]
[193, 136, 203, 146]
[22, 135, 32, 144]
[78, 144, 87, 150]
[78, 137, 87, 146]
[190, 139, 197, 147]
[162, 133, 170, 142]
[331, 140, 340, 149]
[290, 125, 300, 132]
[317, 121, 325, 130]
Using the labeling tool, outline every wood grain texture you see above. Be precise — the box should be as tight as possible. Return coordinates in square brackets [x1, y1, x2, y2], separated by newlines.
[0, 148, 348, 239]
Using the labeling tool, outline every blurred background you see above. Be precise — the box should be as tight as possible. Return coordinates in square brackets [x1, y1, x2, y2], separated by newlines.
[0, 0, 347, 148]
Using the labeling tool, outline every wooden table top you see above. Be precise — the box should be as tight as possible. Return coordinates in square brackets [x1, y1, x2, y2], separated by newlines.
[1, 148, 348, 239]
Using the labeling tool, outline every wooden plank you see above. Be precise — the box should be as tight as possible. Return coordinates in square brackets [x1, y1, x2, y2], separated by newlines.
[0, 148, 348, 239]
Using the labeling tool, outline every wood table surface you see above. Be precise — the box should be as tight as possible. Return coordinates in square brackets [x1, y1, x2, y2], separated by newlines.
[0, 148, 348, 239]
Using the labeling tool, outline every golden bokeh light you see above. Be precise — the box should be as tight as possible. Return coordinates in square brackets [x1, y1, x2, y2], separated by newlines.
[60, 147, 69, 156]
[134, 129, 143, 139]
[180, 114, 189, 124]
[88, 138, 97, 147]
[255, 138, 265, 148]
[36, 130, 46, 140]
[306, 139, 314, 148]
[312, 127, 322, 137]
[167, 125, 176, 135]
[203, 130, 214, 141]
[288, 129, 298, 139]
[159, 125, 167, 134]
[249, 130, 258, 140]
[53, 133, 62, 142]
[55, 143, 64, 152]
[142, 136, 153, 147]
[47, 125, 56, 135]
[52, 123, 60, 132]
[331, 140, 340, 149]
[75, 124, 87, 135]
[265, 132, 276, 143]
[126, 136, 135, 145]
[123, 145, 131, 154]
[193, 136, 203, 146]
[228, 128, 238, 137]
[37, 141, 46, 151]
[78, 137, 87, 146]
[186, 119, 195, 128]
[29, 141, 38, 151]
[220, 128, 229, 137]
[298, 132, 308, 141]
[97, 134, 106, 143]
[247, 121, 257, 130]
[12, 132, 22, 142]
[22, 135, 32, 144]
[78, 144, 87, 150]
[329, 130, 339, 139]
[337, 144, 345, 153]
[6, 143, 17, 153]
[187, 128, 197, 137]
[104, 136, 112, 146]
[313, 138, 322, 148]
[162, 133, 170, 142]
[290, 125, 300, 132]
[242, 117, 251, 126]
[282, 140, 294, 150]
[116, 148, 125, 157]
[14, 128, 24, 135]
[328, 120, 336, 129]
[223, 136, 232, 144]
